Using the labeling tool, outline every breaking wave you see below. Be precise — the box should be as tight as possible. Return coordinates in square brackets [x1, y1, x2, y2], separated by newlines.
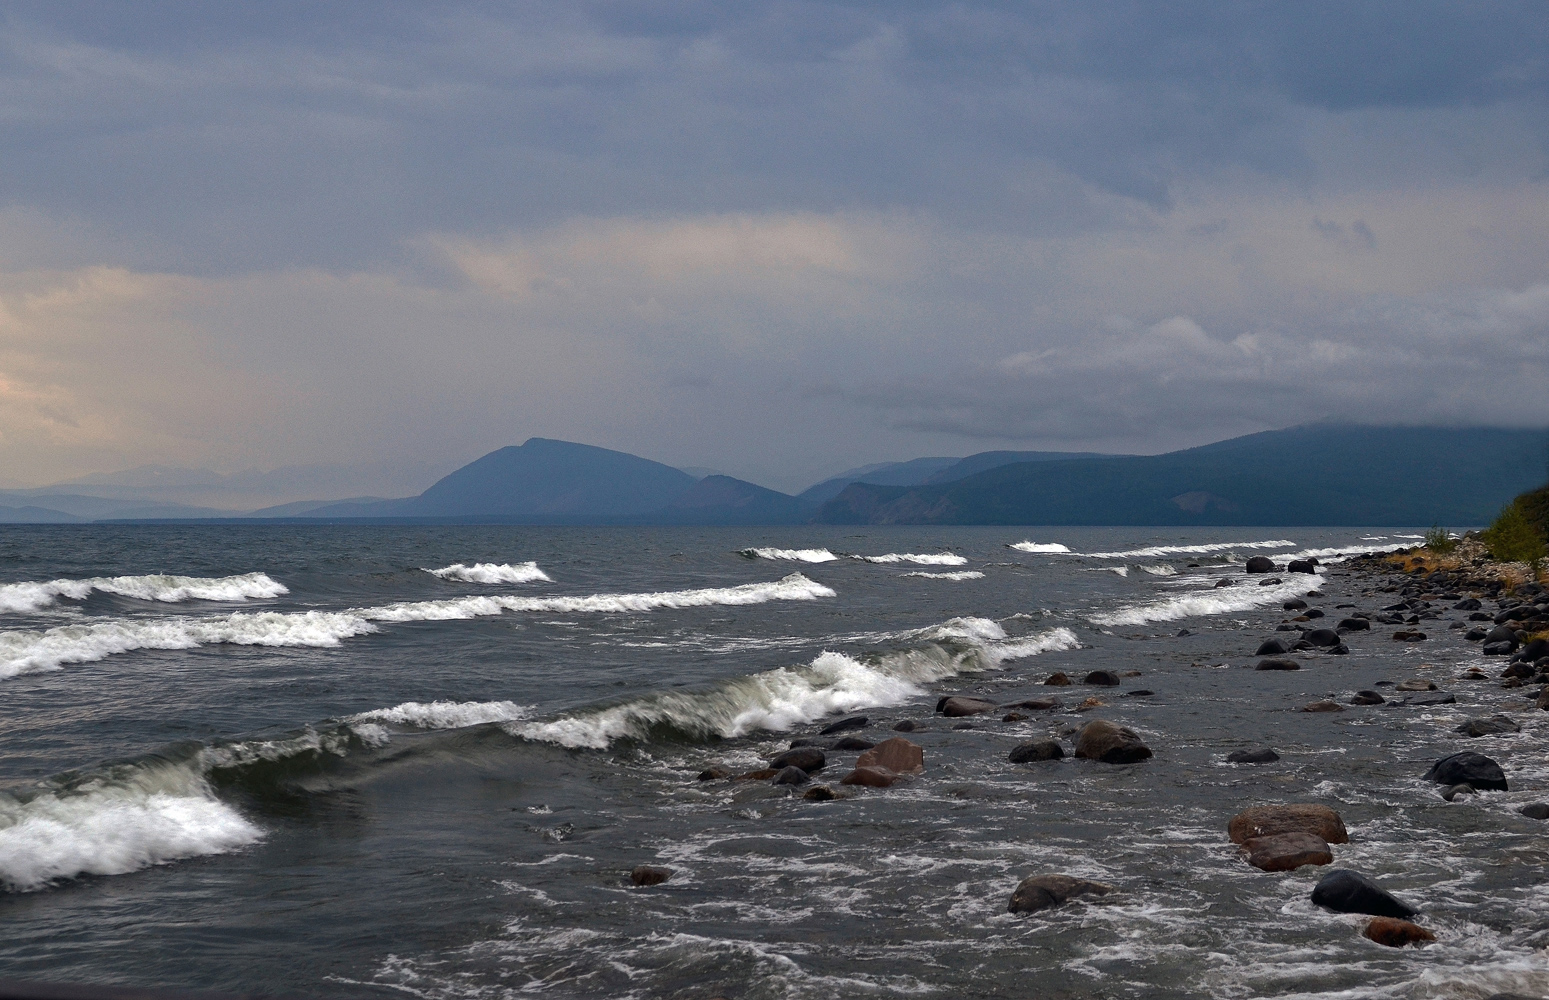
[511, 622, 1078, 749]
[424, 562, 551, 584]
[899, 570, 983, 581]
[739, 547, 838, 563]
[1081, 539, 1296, 559]
[349, 700, 532, 729]
[855, 552, 967, 566]
[0, 574, 835, 679]
[1090, 573, 1325, 626]
[1009, 541, 1071, 553]
[1138, 564, 1178, 576]
[0, 573, 288, 614]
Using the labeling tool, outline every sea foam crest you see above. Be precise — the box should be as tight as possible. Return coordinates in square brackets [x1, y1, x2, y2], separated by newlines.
[1009, 541, 1071, 553]
[1090, 573, 1325, 626]
[0, 572, 288, 614]
[1081, 539, 1296, 559]
[0, 762, 262, 893]
[739, 548, 839, 563]
[0, 575, 834, 679]
[855, 552, 968, 566]
[899, 570, 984, 581]
[424, 562, 551, 584]
[511, 622, 1078, 749]
[349, 700, 532, 729]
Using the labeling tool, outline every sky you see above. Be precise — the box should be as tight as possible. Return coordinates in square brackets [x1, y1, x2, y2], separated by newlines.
[0, 1, 1546, 496]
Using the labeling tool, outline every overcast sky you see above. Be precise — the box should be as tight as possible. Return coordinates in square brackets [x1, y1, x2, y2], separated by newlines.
[0, 1, 1546, 494]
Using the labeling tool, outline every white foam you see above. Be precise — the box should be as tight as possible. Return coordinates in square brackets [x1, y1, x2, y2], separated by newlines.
[1138, 564, 1178, 576]
[856, 552, 968, 566]
[739, 547, 838, 563]
[1009, 541, 1071, 553]
[0, 763, 262, 893]
[0, 572, 288, 614]
[512, 624, 1077, 748]
[1090, 573, 1325, 626]
[349, 700, 532, 729]
[1268, 543, 1408, 563]
[900, 571, 984, 581]
[424, 562, 551, 584]
[1082, 539, 1297, 559]
[0, 575, 833, 679]
[1100, 566, 1130, 577]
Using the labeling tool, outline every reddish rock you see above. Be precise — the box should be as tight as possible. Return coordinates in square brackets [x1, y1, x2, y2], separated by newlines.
[1240, 832, 1333, 872]
[732, 768, 779, 781]
[1363, 917, 1436, 947]
[1299, 700, 1344, 713]
[630, 865, 673, 886]
[856, 737, 924, 774]
[939, 696, 997, 717]
[1007, 874, 1115, 913]
[840, 765, 904, 787]
[1044, 672, 1072, 686]
[1073, 719, 1151, 763]
[1228, 804, 1349, 845]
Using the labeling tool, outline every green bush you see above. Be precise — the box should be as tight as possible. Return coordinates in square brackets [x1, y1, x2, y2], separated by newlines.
[1423, 524, 1456, 554]
[1482, 500, 1546, 572]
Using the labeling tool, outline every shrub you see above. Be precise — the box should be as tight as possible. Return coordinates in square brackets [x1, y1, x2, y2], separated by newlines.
[1482, 499, 1546, 575]
[1423, 524, 1456, 554]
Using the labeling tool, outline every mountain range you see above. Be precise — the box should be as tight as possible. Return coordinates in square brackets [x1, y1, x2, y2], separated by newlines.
[3, 425, 1545, 526]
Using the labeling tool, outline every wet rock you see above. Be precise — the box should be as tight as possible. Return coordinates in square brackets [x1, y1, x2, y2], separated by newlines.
[1305, 609, 1325, 619]
[768, 747, 827, 773]
[1240, 832, 1333, 872]
[1459, 668, 1489, 681]
[1363, 917, 1436, 947]
[1083, 670, 1121, 686]
[1176, 628, 1192, 636]
[1453, 598, 1482, 611]
[1003, 697, 1061, 711]
[832, 736, 876, 751]
[1246, 556, 1275, 573]
[631, 865, 673, 886]
[1256, 638, 1290, 656]
[1007, 874, 1116, 914]
[1300, 700, 1344, 713]
[1538, 687, 1549, 710]
[1392, 691, 1456, 707]
[802, 785, 838, 801]
[952, 722, 976, 730]
[819, 715, 868, 735]
[1441, 783, 1474, 801]
[1424, 751, 1507, 791]
[733, 768, 780, 781]
[1001, 712, 1028, 723]
[1306, 628, 1341, 647]
[1455, 715, 1521, 737]
[1126, 689, 1154, 697]
[939, 696, 998, 717]
[1008, 740, 1066, 763]
[1350, 690, 1386, 705]
[772, 765, 811, 785]
[1226, 748, 1280, 764]
[1514, 638, 1549, 663]
[1395, 678, 1436, 691]
[1215, 578, 1235, 588]
[840, 765, 905, 788]
[891, 720, 920, 732]
[1311, 869, 1417, 918]
[1256, 658, 1301, 671]
[1338, 618, 1371, 631]
[856, 737, 925, 774]
[1228, 804, 1349, 845]
[1392, 630, 1428, 642]
[1073, 719, 1152, 763]
[1287, 559, 1318, 574]
[1465, 627, 1489, 641]
[787, 738, 826, 748]
[1283, 598, 1309, 611]
[697, 766, 734, 781]
[1518, 803, 1549, 819]
[1259, 577, 1283, 586]
[1044, 672, 1072, 686]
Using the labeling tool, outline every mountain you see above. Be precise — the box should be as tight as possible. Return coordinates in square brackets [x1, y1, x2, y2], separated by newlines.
[0, 504, 85, 523]
[634, 475, 814, 524]
[815, 425, 1549, 526]
[796, 457, 962, 504]
[921, 450, 1116, 484]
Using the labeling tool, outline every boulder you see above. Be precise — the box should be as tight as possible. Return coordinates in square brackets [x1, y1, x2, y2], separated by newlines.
[1518, 803, 1549, 820]
[1283, 598, 1309, 611]
[1008, 740, 1065, 763]
[1350, 690, 1386, 705]
[1306, 628, 1341, 647]
[1255, 638, 1290, 656]
[1044, 672, 1072, 686]
[1256, 658, 1301, 671]
[1240, 832, 1333, 872]
[1465, 627, 1489, 641]
[1310, 870, 1417, 918]
[1073, 719, 1152, 763]
[1305, 609, 1325, 619]
[1363, 917, 1436, 947]
[856, 737, 925, 774]
[819, 715, 868, 735]
[1424, 751, 1507, 790]
[1392, 630, 1428, 642]
[1259, 577, 1283, 586]
[1484, 641, 1518, 656]
[840, 765, 904, 787]
[1215, 578, 1235, 588]
[1514, 638, 1549, 663]
[1228, 804, 1349, 845]
[891, 720, 920, 732]
[1395, 678, 1436, 691]
[772, 765, 811, 785]
[1287, 559, 1318, 574]
[1246, 556, 1275, 574]
[1338, 618, 1371, 631]
[803, 785, 838, 801]
[1453, 598, 1482, 610]
[939, 696, 998, 717]
[697, 765, 733, 781]
[768, 747, 827, 773]
[1300, 700, 1344, 713]
[1003, 697, 1061, 711]
[1455, 715, 1521, 737]
[1441, 783, 1475, 801]
[832, 736, 876, 751]
[1226, 748, 1280, 764]
[1538, 687, 1549, 710]
[631, 865, 673, 886]
[1007, 874, 1116, 914]
[1083, 670, 1121, 686]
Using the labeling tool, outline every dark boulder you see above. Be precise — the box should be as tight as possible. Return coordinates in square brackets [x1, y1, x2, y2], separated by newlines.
[1310, 869, 1417, 918]
[1306, 628, 1341, 647]
[840, 765, 903, 787]
[1083, 670, 1121, 686]
[1305, 609, 1325, 619]
[697, 765, 733, 781]
[819, 715, 868, 735]
[1246, 556, 1275, 573]
[1442, 783, 1475, 802]
[1392, 630, 1428, 642]
[631, 865, 673, 886]
[1350, 690, 1386, 705]
[1455, 716, 1521, 738]
[1255, 658, 1301, 671]
[1258, 577, 1283, 586]
[1256, 638, 1290, 656]
[891, 720, 920, 732]
[1287, 559, 1318, 574]
[1283, 598, 1309, 611]
[1514, 638, 1549, 663]
[1423, 751, 1507, 791]
[938, 696, 998, 717]
[1363, 917, 1436, 947]
[1226, 747, 1280, 764]
[1240, 832, 1333, 872]
[1484, 641, 1517, 656]
[1008, 740, 1065, 763]
[1453, 598, 1482, 611]
[1300, 700, 1344, 713]
[768, 747, 827, 773]
[1228, 804, 1348, 844]
[1003, 697, 1061, 711]
[803, 784, 839, 801]
[1044, 672, 1072, 686]
[1518, 803, 1549, 820]
[1215, 578, 1235, 588]
[772, 765, 811, 785]
[1007, 874, 1115, 913]
[1073, 719, 1152, 763]
[1338, 618, 1370, 631]
[1464, 627, 1489, 641]
[832, 736, 876, 751]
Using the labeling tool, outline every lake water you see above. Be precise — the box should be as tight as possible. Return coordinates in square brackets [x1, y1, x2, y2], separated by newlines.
[1, 524, 1544, 1000]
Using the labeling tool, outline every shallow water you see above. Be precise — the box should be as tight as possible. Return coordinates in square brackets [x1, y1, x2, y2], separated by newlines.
[1, 524, 1544, 999]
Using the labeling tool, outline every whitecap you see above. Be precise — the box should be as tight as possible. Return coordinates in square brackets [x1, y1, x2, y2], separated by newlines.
[0, 572, 288, 614]
[1082, 539, 1297, 559]
[855, 552, 967, 566]
[423, 562, 551, 584]
[349, 700, 532, 729]
[1090, 573, 1325, 626]
[738, 547, 838, 563]
[899, 571, 984, 581]
[1138, 564, 1177, 576]
[1008, 541, 1071, 553]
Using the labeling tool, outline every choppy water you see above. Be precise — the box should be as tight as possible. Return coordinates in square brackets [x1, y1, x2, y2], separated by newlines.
[1, 525, 1545, 999]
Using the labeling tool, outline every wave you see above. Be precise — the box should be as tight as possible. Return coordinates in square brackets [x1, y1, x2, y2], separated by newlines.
[424, 562, 551, 584]
[0, 572, 288, 614]
[1267, 543, 1408, 563]
[1090, 573, 1325, 626]
[0, 760, 263, 893]
[0, 574, 835, 680]
[855, 552, 967, 566]
[510, 622, 1078, 749]
[1081, 539, 1296, 559]
[1009, 541, 1071, 553]
[349, 700, 532, 729]
[899, 571, 983, 581]
[739, 548, 838, 563]
[1138, 564, 1177, 576]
